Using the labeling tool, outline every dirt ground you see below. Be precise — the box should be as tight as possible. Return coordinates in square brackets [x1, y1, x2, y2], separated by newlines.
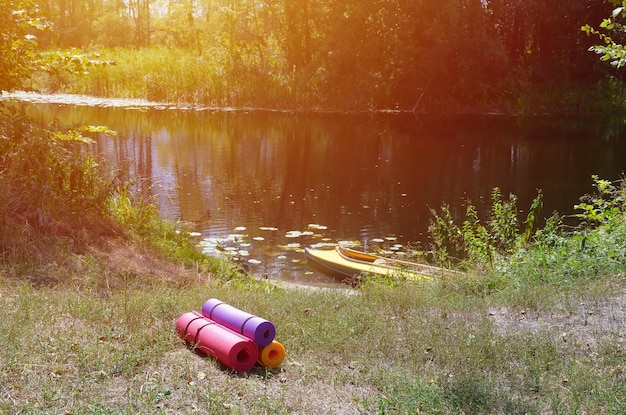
[487, 289, 626, 355]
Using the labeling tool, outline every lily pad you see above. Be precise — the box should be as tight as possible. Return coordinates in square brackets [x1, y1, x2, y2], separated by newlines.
[308, 224, 328, 230]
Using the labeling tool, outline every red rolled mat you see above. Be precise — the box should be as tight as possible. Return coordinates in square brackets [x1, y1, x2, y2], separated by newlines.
[176, 311, 206, 343]
[257, 340, 286, 368]
[175, 311, 259, 372]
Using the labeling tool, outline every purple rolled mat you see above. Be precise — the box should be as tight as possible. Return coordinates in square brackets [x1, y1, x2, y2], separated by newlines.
[201, 298, 276, 347]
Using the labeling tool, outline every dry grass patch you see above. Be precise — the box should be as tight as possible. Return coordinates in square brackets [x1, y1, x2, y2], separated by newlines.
[0, 261, 624, 414]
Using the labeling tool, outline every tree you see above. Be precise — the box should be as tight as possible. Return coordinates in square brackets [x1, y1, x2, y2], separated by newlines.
[582, 0, 626, 68]
[489, 0, 609, 84]
[307, 0, 509, 110]
[0, 0, 47, 91]
[1, 0, 104, 93]
[284, 0, 311, 69]
[129, 0, 151, 46]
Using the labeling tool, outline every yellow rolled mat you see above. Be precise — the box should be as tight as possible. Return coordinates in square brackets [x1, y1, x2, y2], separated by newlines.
[258, 340, 286, 368]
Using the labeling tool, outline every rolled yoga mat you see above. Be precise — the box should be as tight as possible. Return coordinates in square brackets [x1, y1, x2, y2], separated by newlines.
[175, 311, 206, 342]
[175, 311, 259, 372]
[201, 298, 276, 347]
[257, 340, 286, 368]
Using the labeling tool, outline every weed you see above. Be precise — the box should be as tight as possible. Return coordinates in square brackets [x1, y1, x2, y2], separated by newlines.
[428, 188, 544, 270]
[369, 372, 448, 414]
[427, 177, 625, 292]
[0, 108, 122, 262]
[574, 175, 625, 228]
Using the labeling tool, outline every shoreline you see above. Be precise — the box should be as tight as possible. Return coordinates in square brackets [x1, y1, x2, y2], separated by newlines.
[4, 90, 621, 117]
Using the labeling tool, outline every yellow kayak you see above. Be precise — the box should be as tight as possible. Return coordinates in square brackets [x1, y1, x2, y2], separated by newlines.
[305, 246, 457, 281]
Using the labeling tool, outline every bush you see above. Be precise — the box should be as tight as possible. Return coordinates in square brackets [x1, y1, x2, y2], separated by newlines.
[426, 177, 626, 290]
[0, 107, 241, 285]
[0, 107, 122, 260]
[428, 188, 543, 269]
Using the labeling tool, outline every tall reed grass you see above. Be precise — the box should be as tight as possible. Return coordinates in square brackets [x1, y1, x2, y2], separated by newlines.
[52, 46, 300, 109]
[34, 46, 626, 114]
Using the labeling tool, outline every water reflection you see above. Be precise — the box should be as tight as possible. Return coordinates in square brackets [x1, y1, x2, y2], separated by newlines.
[17, 103, 626, 286]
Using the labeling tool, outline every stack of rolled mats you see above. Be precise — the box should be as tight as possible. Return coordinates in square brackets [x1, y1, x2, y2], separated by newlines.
[176, 298, 286, 372]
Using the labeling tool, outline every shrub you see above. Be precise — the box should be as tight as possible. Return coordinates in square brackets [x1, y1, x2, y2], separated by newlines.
[426, 177, 626, 289]
[428, 188, 544, 269]
[0, 107, 122, 260]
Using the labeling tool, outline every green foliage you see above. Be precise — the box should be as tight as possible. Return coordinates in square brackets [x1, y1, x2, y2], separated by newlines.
[574, 174, 625, 227]
[18, 0, 619, 113]
[428, 204, 464, 265]
[522, 190, 544, 244]
[429, 177, 625, 290]
[462, 203, 495, 265]
[92, 10, 134, 47]
[0, 107, 121, 258]
[428, 188, 544, 269]
[0, 0, 110, 92]
[0, 0, 45, 91]
[582, 1, 626, 68]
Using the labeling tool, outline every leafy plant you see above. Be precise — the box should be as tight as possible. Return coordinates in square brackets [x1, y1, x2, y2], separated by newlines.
[0, 108, 123, 260]
[574, 174, 625, 228]
[0, 0, 108, 93]
[428, 188, 544, 269]
[582, 1, 626, 68]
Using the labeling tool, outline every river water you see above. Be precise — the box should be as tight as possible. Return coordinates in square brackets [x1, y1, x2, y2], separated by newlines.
[4, 93, 626, 286]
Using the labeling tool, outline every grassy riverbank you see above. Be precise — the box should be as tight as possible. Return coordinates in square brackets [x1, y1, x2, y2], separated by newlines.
[1, 260, 624, 414]
[1, 111, 625, 414]
[33, 46, 626, 114]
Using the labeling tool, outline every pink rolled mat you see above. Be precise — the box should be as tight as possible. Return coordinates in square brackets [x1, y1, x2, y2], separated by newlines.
[175, 311, 258, 372]
[201, 298, 276, 347]
[176, 311, 206, 342]
[257, 340, 286, 368]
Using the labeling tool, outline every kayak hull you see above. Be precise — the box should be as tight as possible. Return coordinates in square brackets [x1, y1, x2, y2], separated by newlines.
[304, 246, 439, 282]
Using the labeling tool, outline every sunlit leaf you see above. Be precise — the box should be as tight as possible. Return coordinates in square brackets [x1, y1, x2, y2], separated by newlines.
[612, 7, 624, 18]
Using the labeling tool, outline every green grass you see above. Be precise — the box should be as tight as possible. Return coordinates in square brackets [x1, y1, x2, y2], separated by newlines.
[39, 46, 292, 109]
[0, 275, 623, 414]
[32, 45, 626, 114]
